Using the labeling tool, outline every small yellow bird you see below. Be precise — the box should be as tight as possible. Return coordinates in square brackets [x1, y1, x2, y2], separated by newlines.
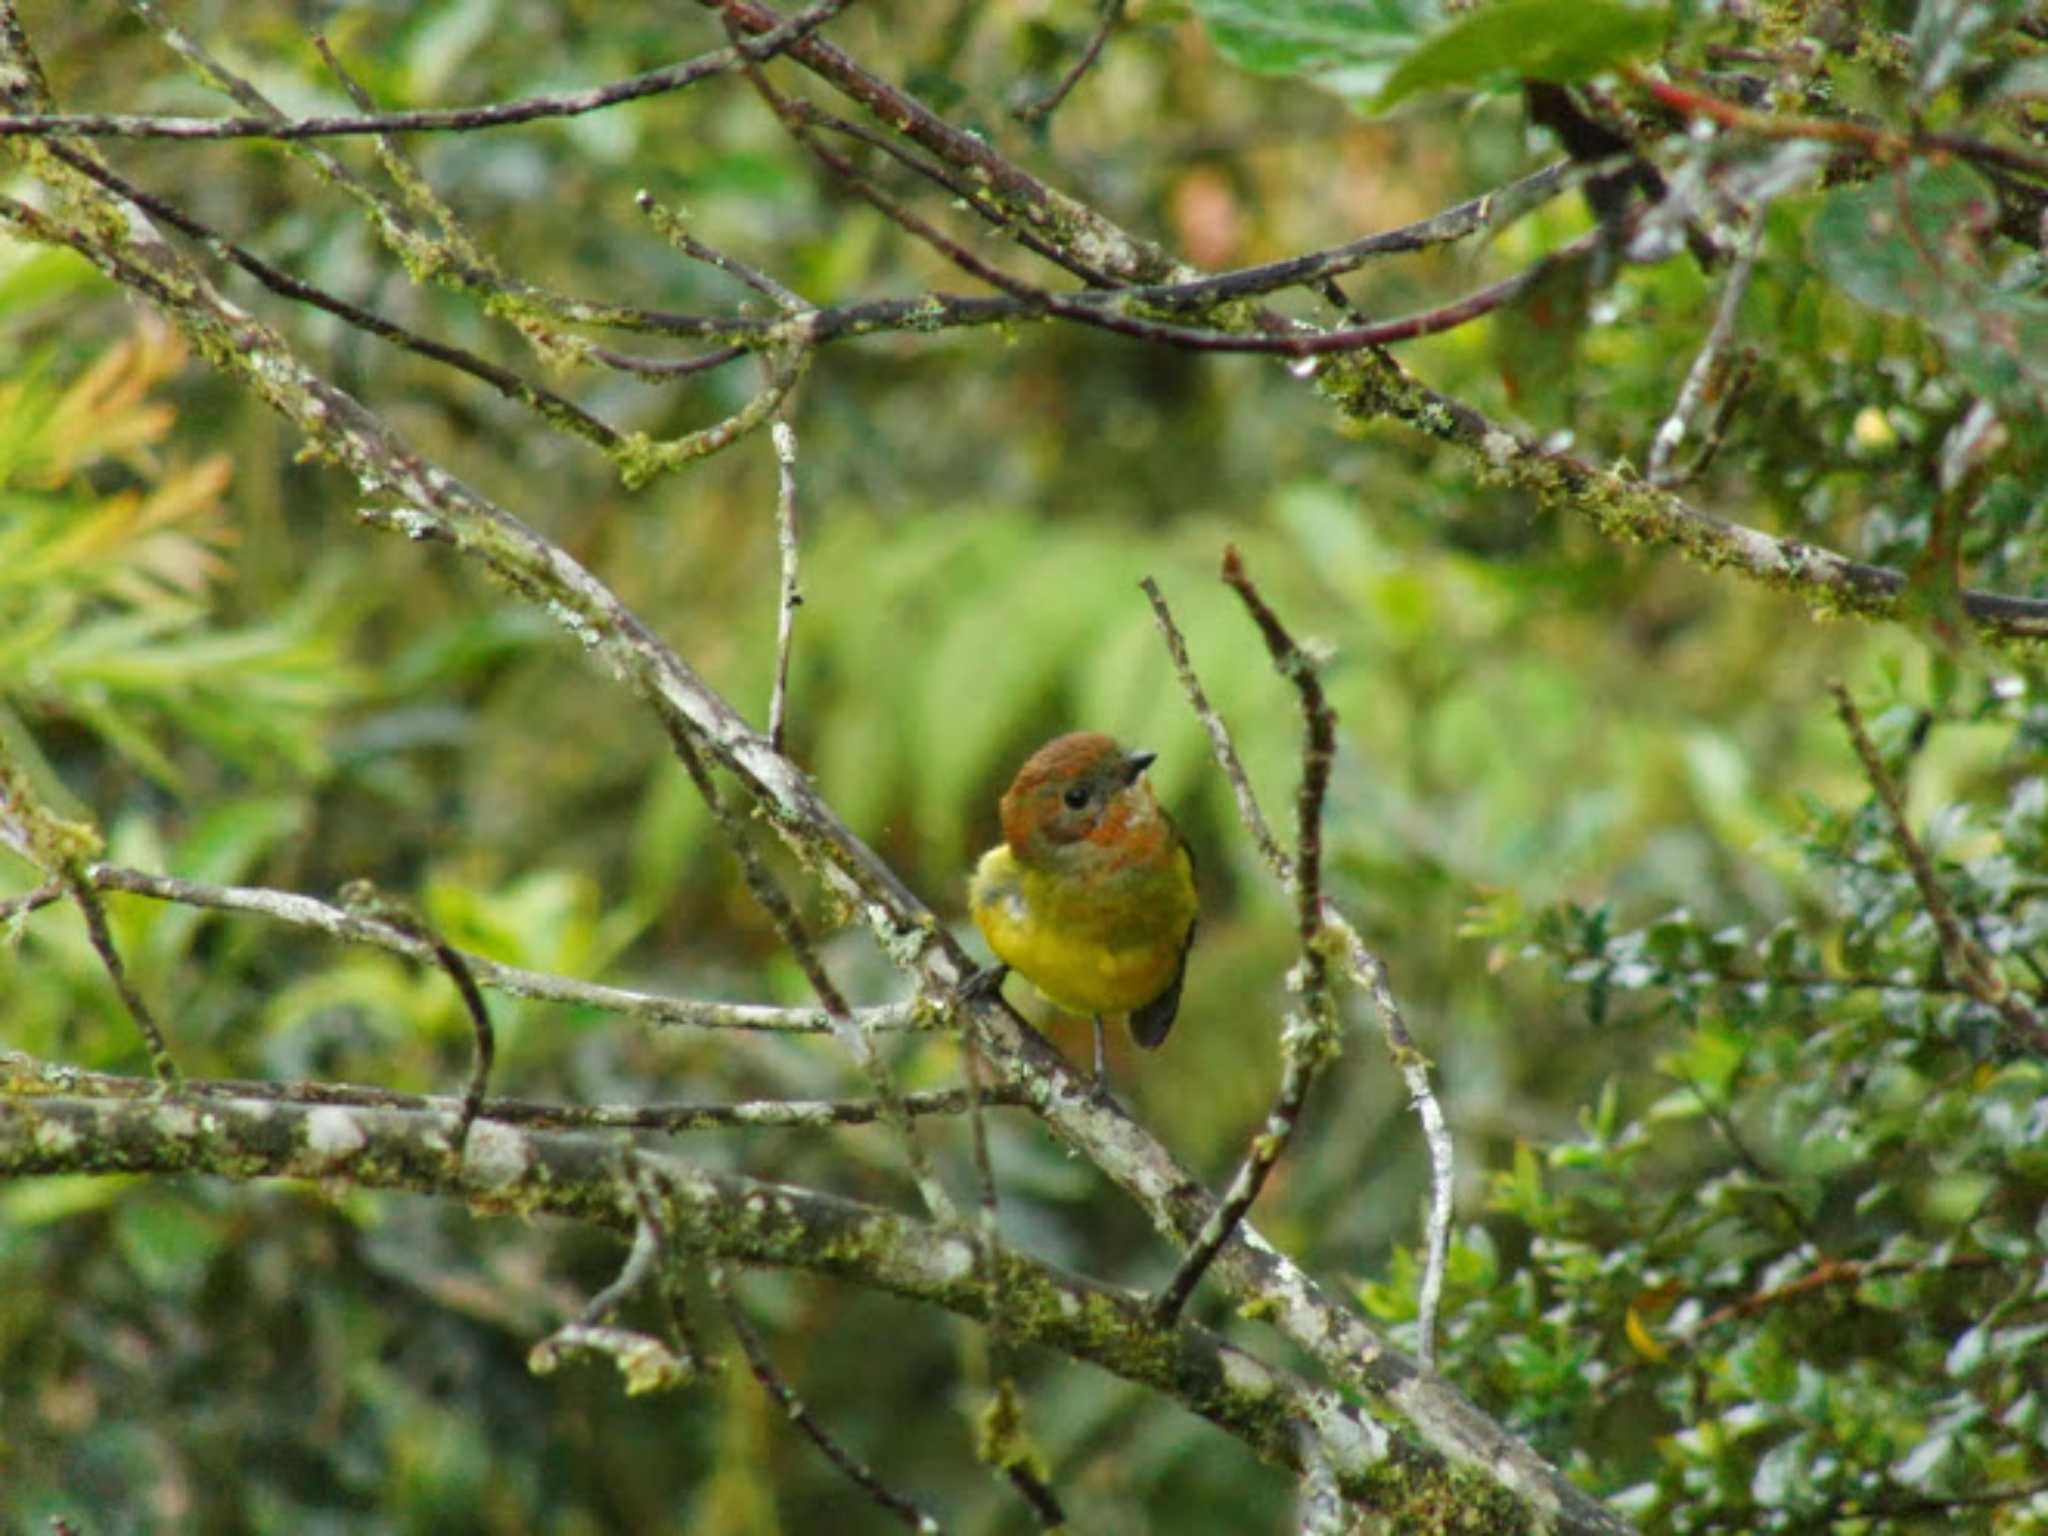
[970, 732, 1198, 1084]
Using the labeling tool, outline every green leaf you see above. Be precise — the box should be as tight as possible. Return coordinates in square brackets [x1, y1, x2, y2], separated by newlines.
[1376, 0, 1668, 110]
[1814, 161, 2048, 410]
[1193, 0, 1443, 99]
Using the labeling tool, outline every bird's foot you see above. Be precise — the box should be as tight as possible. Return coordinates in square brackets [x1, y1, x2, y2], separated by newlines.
[958, 962, 1010, 1005]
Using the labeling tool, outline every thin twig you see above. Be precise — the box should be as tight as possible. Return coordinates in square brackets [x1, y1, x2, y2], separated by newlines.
[635, 191, 811, 313]
[1328, 926, 1453, 1367]
[1142, 572, 1454, 1363]
[67, 874, 179, 1086]
[1680, 345, 1756, 483]
[792, 100, 1116, 285]
[1013, 0, 1125, 126]
[590, 342, 751, 379]
[0, 0, 860, 142]
[1140, 578, 1287, 880]
[1152, 548, 1341, 1326]
[0, 734, 176, 1084]
[660, 718, 960, 1224]
[1670, 1063, 1817, 1245]
[74, 862, 927, 1035]
[1635, 71, 2048, 187]
[0, 877, 62, 925]
[639, 341, 815, 477]
[1648, 210, 1766, 485]
[311, 32, 481, 255]
[769, 419, 803, 754]
[717, 0, 1183, 284]
[713, 1263, 945, 1533]
[1830, 682, 2048, 1050]
[44, 141, 623, 451]
[337, 880, 495, 1149]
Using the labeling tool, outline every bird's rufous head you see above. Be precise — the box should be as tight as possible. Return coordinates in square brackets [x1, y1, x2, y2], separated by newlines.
[999, 732, 1161, 865]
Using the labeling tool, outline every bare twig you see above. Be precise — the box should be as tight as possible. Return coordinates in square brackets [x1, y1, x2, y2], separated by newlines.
[1829, 682, 2048, 1050]
[0, 0, 859, 143]
[75, 863, 927, 1036]
[660, 718, 960, 1224]
[717, 0, 1183, 284]
[1648, 211, 1766, 486]
[1140, 578, 1288, 878]
[0, 877, 62, 926]
[68, 874, 179, 1086]
[0, 734, 176, 1084]
[590, 342, 751, 379]
[1142, 573, 1455, 1363]
[1333, 927, 1453, 1366]
[1680, 345, 1757, 483]
[43, 141, 623, 451]
[337, 880, 495, 1149]
[1635, 71, 2048, 188]
[1152, 548, 1341, 1326]
[635, 192, 811, 313]
[712, 1263, 946, 1533]
[790, 99, 1117, 285]
[1013, 0, 1125, 126]
[636, 341, 815, 479]
[769, 419, 803, 754]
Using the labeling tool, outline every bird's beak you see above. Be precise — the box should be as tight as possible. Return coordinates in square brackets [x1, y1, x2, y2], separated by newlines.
[1122, 749, 1157, 784]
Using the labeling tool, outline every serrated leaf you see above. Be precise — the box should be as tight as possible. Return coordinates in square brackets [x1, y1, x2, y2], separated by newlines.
[1377, 0, 1667, 110]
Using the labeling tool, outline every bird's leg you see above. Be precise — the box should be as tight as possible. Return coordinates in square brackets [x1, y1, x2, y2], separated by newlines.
[1091, 1015, 1109, 1093]
[958, 962, 1010, 1005]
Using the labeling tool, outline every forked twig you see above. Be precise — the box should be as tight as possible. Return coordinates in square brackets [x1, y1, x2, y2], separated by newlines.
[1141, 566, 1454, 1362]
[529, 1156, 700, 1392]
[1151, 548, 1340, 1325]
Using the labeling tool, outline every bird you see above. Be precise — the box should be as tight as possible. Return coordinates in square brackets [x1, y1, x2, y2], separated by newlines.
[969, 731, 1198, 1088]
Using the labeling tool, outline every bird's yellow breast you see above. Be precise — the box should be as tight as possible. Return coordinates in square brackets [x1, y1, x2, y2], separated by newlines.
[969, 843, 1195, 1016]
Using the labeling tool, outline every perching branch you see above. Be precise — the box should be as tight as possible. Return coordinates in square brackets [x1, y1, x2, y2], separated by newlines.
[0, 1054, 1029, 1134]
[0, 1086, 1463, 1516]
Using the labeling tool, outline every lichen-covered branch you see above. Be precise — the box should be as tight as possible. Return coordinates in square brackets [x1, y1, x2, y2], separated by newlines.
[0, 1086, 1509, 1522]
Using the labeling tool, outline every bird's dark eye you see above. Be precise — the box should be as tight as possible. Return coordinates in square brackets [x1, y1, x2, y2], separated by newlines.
[1062, 785, 1091, 810]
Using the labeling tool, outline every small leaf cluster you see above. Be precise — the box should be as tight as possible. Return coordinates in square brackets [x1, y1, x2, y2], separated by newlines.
[1375, 678, 2048, 1531]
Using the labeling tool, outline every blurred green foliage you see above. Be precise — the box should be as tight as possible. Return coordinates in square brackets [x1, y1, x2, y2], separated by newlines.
[2, 0, 2045, 1530]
